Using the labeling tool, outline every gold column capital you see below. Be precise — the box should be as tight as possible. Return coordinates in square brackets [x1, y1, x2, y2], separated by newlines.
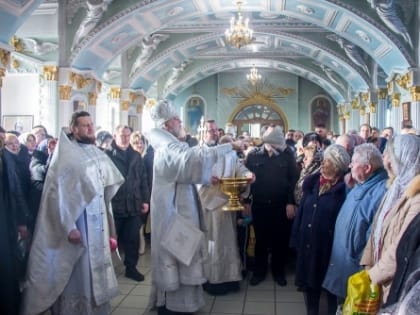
[395, 72, 411, 90]
[43, 66, 58, 81]
[343, 111, 350, 120]
[369, 102, 377, 114]
[69, 72, 93, 89]
[109, 87, 121, 99]
[121, 100, 129, 111]
[359, 105, 366, 116]
[377, 88, 388, 100]
[59, 85, 72, 100]
[0, 48, 10, 67]
[391, 93, 401, 107]
[410, 86, 420, 102]
[136, 104, 143, 113]
[88, 92, 97, 106]
[351, 98, 359, 110]
[0, 67, 5, 87]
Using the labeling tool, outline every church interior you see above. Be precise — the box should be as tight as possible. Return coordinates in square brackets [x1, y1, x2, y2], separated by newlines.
[0, 0, 419, 137]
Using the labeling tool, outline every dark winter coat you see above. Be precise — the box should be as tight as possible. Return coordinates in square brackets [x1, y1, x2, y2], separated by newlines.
[245, 146, 298, 206]
[290, 172, 346, 290]
[106, 141, 149, 218]
[0, 151, 21, 315]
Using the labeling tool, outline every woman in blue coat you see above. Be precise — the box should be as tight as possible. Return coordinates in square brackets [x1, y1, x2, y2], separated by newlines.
[291, 144, 350, 315]
[323, 144, 387, 302]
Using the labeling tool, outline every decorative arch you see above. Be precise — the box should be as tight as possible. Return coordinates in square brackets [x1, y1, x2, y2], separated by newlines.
[228, 95, 288, 137]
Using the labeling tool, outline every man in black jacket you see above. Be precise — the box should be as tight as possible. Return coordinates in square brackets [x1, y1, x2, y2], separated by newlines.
[245, 126, 299, 287]
[107, 125, 150, 281]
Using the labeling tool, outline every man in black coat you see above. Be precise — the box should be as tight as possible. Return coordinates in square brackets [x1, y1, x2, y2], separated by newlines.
[245, 126, 299, 287]
[106, 125, 150, 281]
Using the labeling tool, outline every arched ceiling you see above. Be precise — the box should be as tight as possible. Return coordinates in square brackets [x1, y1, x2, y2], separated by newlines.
[1, 0, 417, 103]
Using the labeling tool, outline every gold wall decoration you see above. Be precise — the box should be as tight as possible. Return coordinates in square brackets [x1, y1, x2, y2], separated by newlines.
[410, 86, 420, 102]
[0, 49, 10, 67]
[377, 88, 388, 100]
[369, 102, 377, 113]
[391, 93, 401, 107]
[360, 92, 369, 103]
[343, 111, 350, 120]
[43, 66, 58, 81]
[59, 85, 72, 100]
[387, 81, 394, 95]
[69, 72, 93, 89]
[395, 72, 411, 90]
[9, 36, 24, 52]
[110, 87, 121, 99]
[351, 98, 359, 110]
[121, 100, 129, 111]
[88, 92, 97, 106]
[359, 105, 366, 116]
[11, 58, 20, 69]
[0, 68, 5, 87]
[96, 80, 102, 93]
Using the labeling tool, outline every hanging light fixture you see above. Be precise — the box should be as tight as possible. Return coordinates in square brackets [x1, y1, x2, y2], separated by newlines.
[225, 0, 254, 49]
[247, 64, 261, 85]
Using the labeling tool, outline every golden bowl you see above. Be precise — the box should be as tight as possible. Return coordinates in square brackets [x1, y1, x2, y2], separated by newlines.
[220, 177, 250, 211]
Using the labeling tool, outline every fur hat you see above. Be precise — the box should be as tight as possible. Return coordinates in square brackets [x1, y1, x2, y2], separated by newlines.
[150, 99, 178, 127]
[262, 126, 285, 145]
[323, 144, 350, 173]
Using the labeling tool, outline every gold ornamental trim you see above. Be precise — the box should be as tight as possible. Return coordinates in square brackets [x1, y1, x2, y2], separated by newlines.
[69, 72, 94, 89]
[0, 68, 5, 87]
[109, 87, 121, 99]
[410, 86, 420, 102]
[59, 85, 72, 100]
[377, 88, 388, 100]
[391, 93, 401, 107]
[121, 100, 129, 111]
[369, 102, 377, 114]
[0, 49, 10, 67]
[88, 92, 97, 106]
[351, 98, 359, 110]
[43, 66, 58, 81]
[395, 72, 411, 90]
[359, 105, 366, 116]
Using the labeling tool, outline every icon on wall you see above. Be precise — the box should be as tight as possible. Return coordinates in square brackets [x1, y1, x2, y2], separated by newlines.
[2, 115, 34, 133]
[311, 96, 331, 130]
[186, 97, 204, 135]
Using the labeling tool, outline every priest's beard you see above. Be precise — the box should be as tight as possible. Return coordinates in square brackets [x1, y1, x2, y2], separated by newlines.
[77, 135, 96, 145]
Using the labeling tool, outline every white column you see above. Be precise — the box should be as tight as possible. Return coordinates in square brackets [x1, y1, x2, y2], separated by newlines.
[40, 66, 58, 136]
[410, 86, 420, 128]
[390, 93, 401, 132]
[376, 89, 388, 130]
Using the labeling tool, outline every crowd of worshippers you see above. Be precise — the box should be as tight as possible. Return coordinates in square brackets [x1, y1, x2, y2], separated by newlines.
[0, 107, 419, 315]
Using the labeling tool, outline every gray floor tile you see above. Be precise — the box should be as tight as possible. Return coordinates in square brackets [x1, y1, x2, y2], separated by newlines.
[276, 302, 306, 315]
[243, 301, 275, 315]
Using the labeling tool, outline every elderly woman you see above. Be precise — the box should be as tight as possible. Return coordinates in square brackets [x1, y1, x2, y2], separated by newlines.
[291, 144, 350, 315]
[360, 134, 420, 305]
[323, 143, 388, 303]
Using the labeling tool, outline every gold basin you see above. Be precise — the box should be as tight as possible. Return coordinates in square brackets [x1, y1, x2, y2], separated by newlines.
[220, 177, 250, 211]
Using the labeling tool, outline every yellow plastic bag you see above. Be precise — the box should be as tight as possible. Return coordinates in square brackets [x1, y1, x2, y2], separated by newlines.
[342, 270, 380, 315]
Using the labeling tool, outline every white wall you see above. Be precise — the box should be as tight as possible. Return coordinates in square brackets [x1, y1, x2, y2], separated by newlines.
[1, 73, 40, 132]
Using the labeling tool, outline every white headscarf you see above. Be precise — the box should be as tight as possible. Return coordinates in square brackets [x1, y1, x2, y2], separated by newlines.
[373, 134, 420, 260]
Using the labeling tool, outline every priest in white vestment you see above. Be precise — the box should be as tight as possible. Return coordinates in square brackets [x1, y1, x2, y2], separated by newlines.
[147, 100, 240, 315]
[21, 111, 124, 315]
[199, 134, 254, 295]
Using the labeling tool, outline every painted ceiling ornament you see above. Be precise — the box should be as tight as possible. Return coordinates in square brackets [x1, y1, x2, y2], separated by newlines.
[368, 0, 413, 48]
[327, 34, 369, 74]
[130, 33, 170, 77]
[71, 0, 114, 51]
[21, 38, 58, 56]
[296, 4, 315, 15]
[163, 60, 189, 95]
[316, 63, 345, 91]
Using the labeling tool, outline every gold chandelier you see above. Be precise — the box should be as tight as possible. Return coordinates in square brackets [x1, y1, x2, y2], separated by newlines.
[246, 65, 261, 85]
[225, 0, 253, 49]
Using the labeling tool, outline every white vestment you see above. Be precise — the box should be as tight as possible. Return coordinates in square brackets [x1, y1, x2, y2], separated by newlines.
[147, 128, 233, 313]
[199, 150, 251, 283]
[21, 131, 124, 315]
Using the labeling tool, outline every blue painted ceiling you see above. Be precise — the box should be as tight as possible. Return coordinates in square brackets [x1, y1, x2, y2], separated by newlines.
[1, 0, 417, 103]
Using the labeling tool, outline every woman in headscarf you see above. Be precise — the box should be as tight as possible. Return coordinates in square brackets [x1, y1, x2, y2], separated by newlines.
[291, 144, 350, 315]
[360, 134, 420, 305]
[18, 132, 37, 156]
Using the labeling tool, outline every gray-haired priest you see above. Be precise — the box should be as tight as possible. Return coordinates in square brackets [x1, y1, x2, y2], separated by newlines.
[147, 100, 240, 315]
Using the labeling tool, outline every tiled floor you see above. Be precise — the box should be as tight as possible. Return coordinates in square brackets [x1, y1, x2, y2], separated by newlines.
[111, 250, 306, 315]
